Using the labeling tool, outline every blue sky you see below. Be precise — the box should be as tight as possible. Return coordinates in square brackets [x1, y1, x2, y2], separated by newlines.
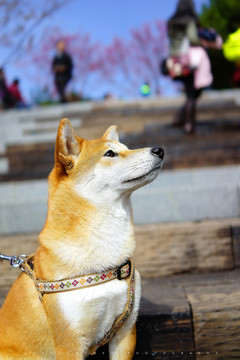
[52, 0, 208, 45]
[3, 0, 209, 101]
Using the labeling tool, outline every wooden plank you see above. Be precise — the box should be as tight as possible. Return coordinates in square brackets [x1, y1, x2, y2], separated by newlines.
[138, 270, 240, 359]
[0, 219, 238, 293]
[134, 219, 238, 277]
[138, 278, 194, 355]
[87, 278, 194, 360]
[185, 283, 240, 360]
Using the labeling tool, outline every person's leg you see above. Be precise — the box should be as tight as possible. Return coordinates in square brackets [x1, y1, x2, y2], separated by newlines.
[173, 75, 193, 128]
[55, 77, 67, 103]
[183, 74, 197, 134]
[173, 103, 186, 127]
[184, 98, 196, 134]
[3, 91, 14, 109]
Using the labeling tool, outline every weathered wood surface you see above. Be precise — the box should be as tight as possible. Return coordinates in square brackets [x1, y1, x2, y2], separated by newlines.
[134, 219, 240, 277]
[186, 283, 240, 360]
[138, 278, 194, 354]
[141, 270, 240, 359]
[0, 218, 239, 300]
[90, 269, 240, 359]
[88, 281, 195, 359]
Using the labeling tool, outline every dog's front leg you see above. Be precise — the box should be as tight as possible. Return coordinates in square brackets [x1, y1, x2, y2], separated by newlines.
[42, 295, 86, 360]
[109, 323, 137, 360]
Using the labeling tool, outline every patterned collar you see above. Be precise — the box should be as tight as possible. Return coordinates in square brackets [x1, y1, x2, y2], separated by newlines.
[20, 258, 132, 294]
[0, 254, 132, 294]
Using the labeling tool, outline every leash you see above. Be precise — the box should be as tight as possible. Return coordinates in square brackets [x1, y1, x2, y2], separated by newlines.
[0, 254, 28, 268]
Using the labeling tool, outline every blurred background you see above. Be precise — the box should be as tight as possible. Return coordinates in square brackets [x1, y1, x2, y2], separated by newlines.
[1, 1, 240, 359]
[0, 0, 225, 103]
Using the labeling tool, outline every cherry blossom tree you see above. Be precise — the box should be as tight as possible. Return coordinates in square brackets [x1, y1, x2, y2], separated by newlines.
[15, 19, 170, 101]
[100, 20, 169, 96]
[0, 0, 73, 66]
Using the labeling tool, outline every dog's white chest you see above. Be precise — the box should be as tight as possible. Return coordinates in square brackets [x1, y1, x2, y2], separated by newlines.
[58, 278, 128, 344]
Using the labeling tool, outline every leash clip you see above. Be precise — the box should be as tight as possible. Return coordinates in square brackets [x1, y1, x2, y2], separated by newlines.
[0, 254, 27, 268]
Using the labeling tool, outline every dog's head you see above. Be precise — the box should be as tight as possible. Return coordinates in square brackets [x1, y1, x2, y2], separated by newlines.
[52, 118, 164, 204]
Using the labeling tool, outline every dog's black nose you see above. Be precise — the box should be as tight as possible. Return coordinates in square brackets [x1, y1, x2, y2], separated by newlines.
[151, 147, 164, 160]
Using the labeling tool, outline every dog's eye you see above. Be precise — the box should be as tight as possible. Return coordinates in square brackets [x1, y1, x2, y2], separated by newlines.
[104, 150, 117, 157]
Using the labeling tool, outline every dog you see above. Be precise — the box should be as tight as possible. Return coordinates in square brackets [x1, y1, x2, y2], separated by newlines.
[0, 118, 164, 359]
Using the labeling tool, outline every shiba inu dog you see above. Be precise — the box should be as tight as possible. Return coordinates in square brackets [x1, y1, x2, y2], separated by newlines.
[0, 119, 164, 359]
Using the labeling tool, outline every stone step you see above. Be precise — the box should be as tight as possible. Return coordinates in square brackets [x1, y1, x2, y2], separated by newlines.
[0, 125, 239, 182]
[1, 90, 239, 147]
[0, 165, 239, 234]
[0, 128, 235, 181]
[1, 89, 240, 181]
[1, 114, 240, 181]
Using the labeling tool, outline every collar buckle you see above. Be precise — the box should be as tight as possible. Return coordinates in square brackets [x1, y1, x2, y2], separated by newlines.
[117, 259, 131, 280]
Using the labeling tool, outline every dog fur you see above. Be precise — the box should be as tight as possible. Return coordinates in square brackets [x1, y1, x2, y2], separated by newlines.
[0, 119, 163, 359]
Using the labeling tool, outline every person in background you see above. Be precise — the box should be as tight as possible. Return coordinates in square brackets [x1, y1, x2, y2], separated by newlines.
[167, 0, 212, 134]
[8, 78, 25, 108]
[52, 39, 73, 103]
[0, 68, 13, 109]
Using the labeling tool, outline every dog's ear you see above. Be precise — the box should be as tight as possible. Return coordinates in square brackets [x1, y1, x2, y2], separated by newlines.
[103, 126, 119, 142]
[55, 118, 81, 171]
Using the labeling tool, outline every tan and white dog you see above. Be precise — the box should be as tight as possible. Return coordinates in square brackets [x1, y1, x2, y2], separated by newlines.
[0, 119, 164, 360]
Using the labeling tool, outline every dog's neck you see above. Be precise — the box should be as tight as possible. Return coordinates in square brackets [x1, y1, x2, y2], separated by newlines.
[35, 184, 135, 281]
